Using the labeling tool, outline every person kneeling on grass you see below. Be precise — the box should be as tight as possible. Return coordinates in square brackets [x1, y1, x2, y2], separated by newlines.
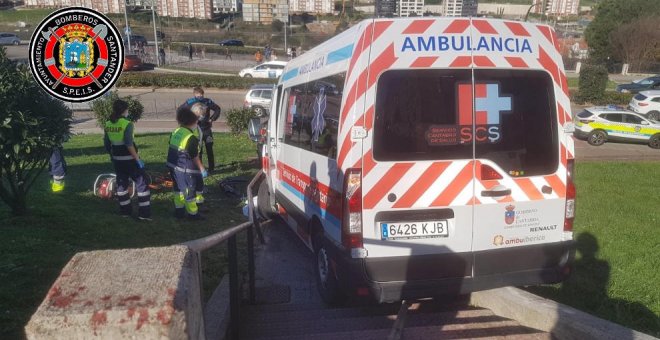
[167, 106, 208, 220]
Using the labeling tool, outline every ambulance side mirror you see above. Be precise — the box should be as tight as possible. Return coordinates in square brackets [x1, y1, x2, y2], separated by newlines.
[563, 122, 575, 133]
[248, 117, 262, 142]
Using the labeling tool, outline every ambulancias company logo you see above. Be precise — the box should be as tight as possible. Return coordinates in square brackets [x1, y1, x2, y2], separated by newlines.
[29, 7, 123, 102]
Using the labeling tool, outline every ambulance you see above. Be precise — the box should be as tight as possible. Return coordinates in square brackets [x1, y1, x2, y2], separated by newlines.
[257, 17, 576, 304]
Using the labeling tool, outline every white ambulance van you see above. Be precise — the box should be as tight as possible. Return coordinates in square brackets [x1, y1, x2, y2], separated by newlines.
[257, 17, 576, 304]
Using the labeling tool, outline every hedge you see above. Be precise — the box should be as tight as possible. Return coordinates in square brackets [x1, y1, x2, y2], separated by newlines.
[570, 89, 633, 106]
[169, 43, 262, 56]
[117, 72, 277, 89]
[578, 64, 608, 103]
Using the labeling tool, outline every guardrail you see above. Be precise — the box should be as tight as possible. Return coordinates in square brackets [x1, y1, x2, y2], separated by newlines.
[182, 170, 267, 339]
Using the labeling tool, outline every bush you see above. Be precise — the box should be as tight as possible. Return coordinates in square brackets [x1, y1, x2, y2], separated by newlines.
[225, 107, 257, 134]
[90, 91, 144, 127]
[117, 72, 277, 89]
[578, 64, 608, 103]
[0, 47, 72, 215]
[569, 89, 633, 106]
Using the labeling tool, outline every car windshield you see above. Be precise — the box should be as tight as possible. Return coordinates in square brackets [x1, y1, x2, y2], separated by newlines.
[638, 78, 655, 85]
[634, 94, 647, 101]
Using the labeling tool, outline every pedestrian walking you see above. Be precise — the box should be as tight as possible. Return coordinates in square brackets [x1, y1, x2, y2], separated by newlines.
[103, 99, 151, 220]
[49, 146, 66, 193]
[291, 46, 297, 59]
[225, 47, 232, 60]
[166, 106, 208, 220]
[264, 44, 272, 61]
[255, 50, 263, 63]
[188, 42, 193, 61]
[179, 87, 222, 171]
[159, 47, 166, 65]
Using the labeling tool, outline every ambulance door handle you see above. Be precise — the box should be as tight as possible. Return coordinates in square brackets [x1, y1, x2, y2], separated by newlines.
[481, 188, 511, 197]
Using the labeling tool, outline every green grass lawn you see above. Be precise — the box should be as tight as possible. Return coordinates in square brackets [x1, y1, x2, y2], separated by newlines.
[0, 8, 52, 25]
[0, 133, 258, 339]
[528, 161, 660, 337]
[1, 134, 658, 338]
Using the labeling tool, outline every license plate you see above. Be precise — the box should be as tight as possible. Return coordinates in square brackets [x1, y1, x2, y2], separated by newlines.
[381, 221, 449, 240]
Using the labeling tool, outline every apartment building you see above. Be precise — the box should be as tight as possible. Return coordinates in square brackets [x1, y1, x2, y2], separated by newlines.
[443, 0, 478, 17]
[243, 0, 288, 23]
[398, 0, 423, 17]
[533, 0, 580, 16]
[25, 0, 213, 19]
[212, 0, 240, 13]
[290, 0, 333, 14]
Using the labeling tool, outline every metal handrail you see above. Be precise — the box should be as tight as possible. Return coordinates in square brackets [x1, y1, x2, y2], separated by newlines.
[181, 170, 268, 340]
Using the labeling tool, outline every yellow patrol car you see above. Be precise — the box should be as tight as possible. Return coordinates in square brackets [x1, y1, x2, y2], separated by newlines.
[574, 106, 660, 149]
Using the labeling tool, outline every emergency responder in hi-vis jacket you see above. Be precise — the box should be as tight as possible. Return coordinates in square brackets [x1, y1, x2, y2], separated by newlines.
[179, 86, 221, 171]
[103, 99, 151, 220]
[49, 146, 66, 193]
[167, 106, 208, 220]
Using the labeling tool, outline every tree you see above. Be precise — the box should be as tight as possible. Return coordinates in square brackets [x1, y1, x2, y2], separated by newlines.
[585, 0, 660, 64]
[0, 47, 72, 215]
[271, 19, 284, 32]
[90, 90, 144, 127]
[609, 16, 660, 73]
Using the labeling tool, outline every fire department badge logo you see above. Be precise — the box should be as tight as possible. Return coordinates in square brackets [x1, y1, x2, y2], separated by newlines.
[505, 204, 516, 225]
[29, 7, 124, 102]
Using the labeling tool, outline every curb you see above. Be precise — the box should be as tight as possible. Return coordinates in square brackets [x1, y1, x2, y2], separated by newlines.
[469, 287, 657, 340]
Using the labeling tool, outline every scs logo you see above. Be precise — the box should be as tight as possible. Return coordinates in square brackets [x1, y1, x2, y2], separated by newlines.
[426, 82, 512, 146]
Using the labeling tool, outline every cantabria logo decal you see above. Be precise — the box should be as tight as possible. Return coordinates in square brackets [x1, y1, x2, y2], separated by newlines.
[29, 7, 123, 102]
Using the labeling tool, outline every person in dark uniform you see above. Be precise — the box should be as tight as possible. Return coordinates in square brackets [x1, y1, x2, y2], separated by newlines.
[49, 146, 66, 193]
[179, 86, 221, 171]
[190, 103, 209, 211]
[103, 99, 151, 221]
[166, 107, 208, 220]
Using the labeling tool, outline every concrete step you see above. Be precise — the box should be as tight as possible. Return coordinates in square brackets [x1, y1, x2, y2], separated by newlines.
[240, 308, 516, 339]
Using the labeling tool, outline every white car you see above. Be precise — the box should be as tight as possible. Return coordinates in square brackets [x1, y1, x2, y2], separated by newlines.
[574, 106, 660, 148]
[629, 90, 660, 121]
[238, 61, 287, 79]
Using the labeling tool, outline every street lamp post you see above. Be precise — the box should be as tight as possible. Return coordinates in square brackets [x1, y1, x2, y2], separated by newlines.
[151, 0, 160, 66]
[124, 0, 131, 53]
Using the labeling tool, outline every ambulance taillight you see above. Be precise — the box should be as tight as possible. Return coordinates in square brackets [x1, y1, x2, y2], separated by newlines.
[342, 169, 363, 252]
[564, 159, 576, 231]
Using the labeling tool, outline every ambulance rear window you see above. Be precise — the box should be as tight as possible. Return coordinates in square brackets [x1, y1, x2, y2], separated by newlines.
[373, 69, 558, 177]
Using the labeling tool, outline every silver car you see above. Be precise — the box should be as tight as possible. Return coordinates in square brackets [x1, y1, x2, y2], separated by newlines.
[244, 84, 273, 116]
[0, 33, 20, 45]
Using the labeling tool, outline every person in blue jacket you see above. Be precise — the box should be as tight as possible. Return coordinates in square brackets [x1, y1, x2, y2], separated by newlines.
[179, 86, 221, 171]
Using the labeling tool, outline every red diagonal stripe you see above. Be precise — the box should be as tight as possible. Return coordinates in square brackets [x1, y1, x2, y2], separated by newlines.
[411, 56, 439, 68]
[362, 149, 376, 176]
[368, 44, 397, 86]
[337, 131, 356, 168]
[473, 56, 495, 67]
[450, 56, 472, 67]
[444, 19, 470, 34]
[504, 22, 530, 36]
[558, 101, 566, 126]
[364, 163, 414, 209]
[504, 56, 528, 68]
[559, 71, 569, 96]
[514, 178, 544, 200]
[536, 25, 554, 46]
[558, 103, 571, 126]
[393, 162, 451, 208]
[364, 105, 375, 130]
[550, 28, 561, 52]
[472, 20, 498, 34]
[544, 174, 566, 198]
[538, 47, 560, 86]
[341, 44, 398, 129]
[431, 162, 473, 207]
[403, 19, 435, 34]
[347, 21, 393, 79]
[560, 142, 567, 166]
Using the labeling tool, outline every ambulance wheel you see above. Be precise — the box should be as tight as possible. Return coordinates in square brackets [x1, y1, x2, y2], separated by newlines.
[587, 130, 607, 146]
[257, 180, 276, 219]
[313, 233, 343, 305]
[649, 134, 660, 149]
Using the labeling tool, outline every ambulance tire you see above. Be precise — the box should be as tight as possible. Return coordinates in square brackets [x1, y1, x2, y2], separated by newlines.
[649, 134, 660, 149]
[587, 130, 607, 146]
[313, 232, 343, 305]
[257, 180, 276, 219]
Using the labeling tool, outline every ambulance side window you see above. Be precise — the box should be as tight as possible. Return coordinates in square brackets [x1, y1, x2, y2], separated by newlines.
[282, 73, 345, 159]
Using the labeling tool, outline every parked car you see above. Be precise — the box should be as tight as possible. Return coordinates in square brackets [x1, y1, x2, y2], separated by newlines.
[628, 90, 660, 121]
[218, 39, 244, 47]
[122, 54, 143, 71]
[574, 106, 660, 148]
[0, 32, 20, 45]
[244, 84, 273, 116]
[615, 76, 660, 94]
[239, 61, 287, 79]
